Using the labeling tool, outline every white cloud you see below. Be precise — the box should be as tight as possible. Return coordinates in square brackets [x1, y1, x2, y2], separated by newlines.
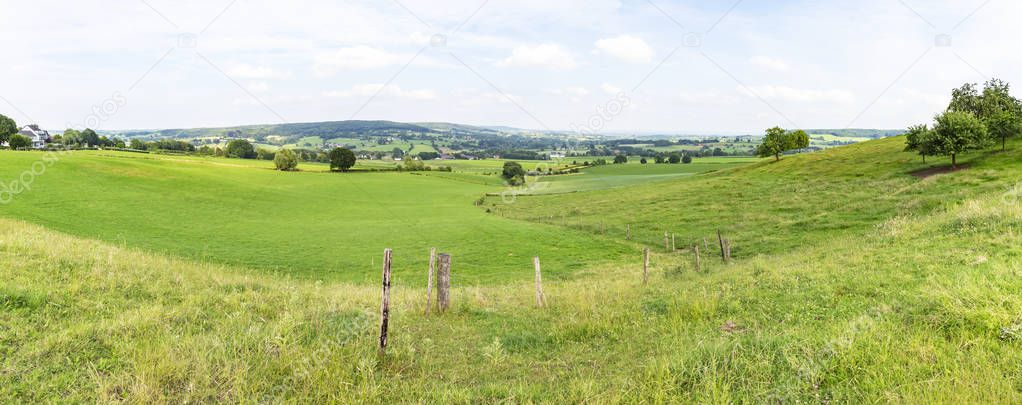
[749, 56, 790, 72]
[678, 90, 739, 105]
[247, 81, 270, 93]
[594, 35, 654, 64]
[498, 43, 577, 70]
[314, 46, 418, 75]
[741, 85, 855, 104]
[229, 64, 291, 80]
[546, 87, 590, 97]
[601, 83, 623, 95]
[323, 84, 437, 100]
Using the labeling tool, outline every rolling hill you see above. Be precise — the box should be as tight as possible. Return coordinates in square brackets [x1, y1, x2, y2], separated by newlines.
[2, 135, 1020, 401]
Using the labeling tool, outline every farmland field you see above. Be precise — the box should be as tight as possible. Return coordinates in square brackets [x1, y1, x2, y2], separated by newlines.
[4, 137, 1022, 402]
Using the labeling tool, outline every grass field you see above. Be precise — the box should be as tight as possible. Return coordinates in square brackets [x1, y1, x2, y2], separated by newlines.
[3, 137, 1022, 401]
[0, 151, 631, 283]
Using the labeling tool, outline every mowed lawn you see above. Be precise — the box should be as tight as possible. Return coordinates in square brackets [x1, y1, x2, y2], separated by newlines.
[0, 151, 631, 283]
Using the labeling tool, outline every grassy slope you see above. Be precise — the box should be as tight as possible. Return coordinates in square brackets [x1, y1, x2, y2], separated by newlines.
[493, 136, 1014, 258]
[3, 137, 1022, 401]
[0, 151, 630, 284]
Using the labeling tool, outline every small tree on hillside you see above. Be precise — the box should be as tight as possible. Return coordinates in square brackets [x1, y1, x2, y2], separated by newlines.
[903, 124, 937, 163]
[788, 129, 810, 152]
[930, 111, 989, 169]
[757, 127, 796, 161]
[613, 155, 628, 164]
[328, 147, 356, 172]
[502, 161, 526, 186]
[682, 155, 693, 164]
[0, 114, 17, 146]
[668, 153, 681, 164]
[274, 149, 299, 171]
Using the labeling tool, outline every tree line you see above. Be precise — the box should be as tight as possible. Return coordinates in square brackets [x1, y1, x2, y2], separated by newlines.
[905, 78, 1021, 168]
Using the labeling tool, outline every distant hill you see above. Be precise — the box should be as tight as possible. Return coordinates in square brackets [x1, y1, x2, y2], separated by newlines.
[109, 120, 438, 142]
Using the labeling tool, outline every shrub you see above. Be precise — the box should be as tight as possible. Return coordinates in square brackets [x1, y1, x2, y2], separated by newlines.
[682, 155, 693, 164]
[8, 134, 31, 149]
[668, 153, 682, 164]
[274, 149, 299, 171]
[225, 139, 256, 159]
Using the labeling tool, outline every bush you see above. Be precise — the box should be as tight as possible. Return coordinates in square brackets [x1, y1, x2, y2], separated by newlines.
[8, 134, 31, 149]
[225, 139, 256, 159]
[257, 148, 276, 161]
[668, 153, 682, 164]
[274, 149, 299, 171]
[682, 155, 693, 164]
[613, 155, 628, 164]
[502, 161, 526, 185]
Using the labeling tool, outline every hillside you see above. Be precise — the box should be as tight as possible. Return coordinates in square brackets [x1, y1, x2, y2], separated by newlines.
[3, 137, 1022, 401]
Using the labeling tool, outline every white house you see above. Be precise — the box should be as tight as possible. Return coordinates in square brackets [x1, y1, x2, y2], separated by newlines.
[17, 125, 51, 149]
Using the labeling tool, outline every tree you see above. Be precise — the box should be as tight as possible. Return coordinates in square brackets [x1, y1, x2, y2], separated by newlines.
[328, 147, 356, 172]
[613, 155, 628, 164]
[903, 124, 937, 163]
[225, 139, 256, 159]
[8, 134, 31, 149]
[502, 161, 525, 186]
[0, 114, 16, 146]
[391, 148, 405, 159]
[640, 158, 648, 164]
[756, 127, 792, 161]
[682, 155, 693, 164]
[788, 129, 810, 151]
[418, 151, 439, 160]
[668, 153, 682, 164]
[80, 129, 100, 147]
[948, 78, 1022, 151]
[274, 149, 299, 171]
[129, 139, 146, 150]
[257, 148, 276, 161]
[930, 111, 989, 169]
[987, 110, 1022, 151]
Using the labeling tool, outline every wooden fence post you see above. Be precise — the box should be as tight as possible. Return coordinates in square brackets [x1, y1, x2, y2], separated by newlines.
[643, 248, 650, 284]
[425, 247, 436, 315]
[379, 249, 393, 354]
[694, 245, 701, 272]
[437, 253, 452, 313]
[626, 224, 631, 240]
[671, 233, 676, 251]
[664, 232, 670, 252]
[534, 256, 545, 307]
[717, 230, 727, 263]
[703, 237, 708, 252]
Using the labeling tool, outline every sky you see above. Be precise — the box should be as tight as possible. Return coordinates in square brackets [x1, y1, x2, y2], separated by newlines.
[0, 0, 1018, 134]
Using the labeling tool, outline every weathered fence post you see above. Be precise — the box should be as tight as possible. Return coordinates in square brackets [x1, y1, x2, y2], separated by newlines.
[672, 233, 676, 251]
[664, 232, 670, 252]
[379, 249, 393, 354]
[626, 224, 631, 240]
[425, 247, 436, 315]
[717, 230, 727, 263]
[533, 256, 545, 307]
[437, 253, 452, 313]
[643, 248, 650, 284]
[703, 237, 708, 252]
[694, 245, 701, 272]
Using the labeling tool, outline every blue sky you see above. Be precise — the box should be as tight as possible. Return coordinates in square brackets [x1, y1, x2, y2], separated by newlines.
[0, 0, 1016, 134]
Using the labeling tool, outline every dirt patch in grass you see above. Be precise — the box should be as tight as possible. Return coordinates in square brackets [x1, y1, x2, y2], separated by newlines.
[911, 164, 971, 179]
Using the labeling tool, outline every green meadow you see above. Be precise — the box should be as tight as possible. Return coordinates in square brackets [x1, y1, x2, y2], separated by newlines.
[3, 137, 1022, 402]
